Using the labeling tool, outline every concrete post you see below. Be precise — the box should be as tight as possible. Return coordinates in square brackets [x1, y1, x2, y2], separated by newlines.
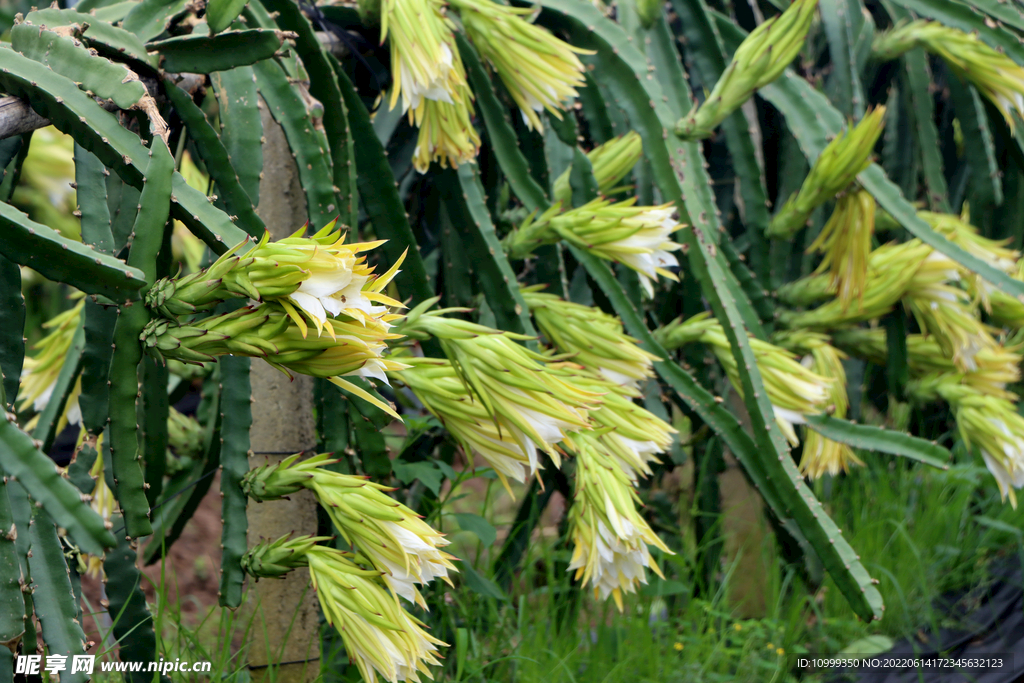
[245, 98, 322, 683]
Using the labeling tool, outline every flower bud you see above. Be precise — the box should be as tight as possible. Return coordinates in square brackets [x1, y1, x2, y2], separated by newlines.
[552, 132, 643, 206]
[240, 534, 332, 579]
[412, 96, 481, 172]
[920, 210, 1019, 312]
[243, 453, 457, 608]
[773, 331, 862, 478]
[675, 0, 819, 140]
[781, 240, 932, 329]
[141, 304, 407, 418]
[522, 286, 659, 390]
[833, 328, 1021, 400]
[395, 358, 554, 492]
[565, 430, 672, 610]
[19, 297, 84, 433]
[508, 198, 684, 296]
[806, 189, 875, 312]
[452, 0, 589, 132]
[167, 407, 203, 459]
[903, 252, 996, 372]
[874, 21, 1024, 130]
[306, 545, 446, 683]
[768, 106, 886, 238]
[656, 313, 832, 446]
[381, 0, 462, 113]
[148, 222, 405, 340]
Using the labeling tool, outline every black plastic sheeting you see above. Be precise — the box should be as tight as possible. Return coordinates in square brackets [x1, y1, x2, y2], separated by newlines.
[827, 555, 1024, 683]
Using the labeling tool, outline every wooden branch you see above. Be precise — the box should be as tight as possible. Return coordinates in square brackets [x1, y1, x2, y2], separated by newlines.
[0, 72, 205, 140]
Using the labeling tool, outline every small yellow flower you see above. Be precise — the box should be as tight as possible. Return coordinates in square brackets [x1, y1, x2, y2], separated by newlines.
[673, 642, 684, 651]
[733, 623, 742, 632]
[777, 648, 785, 656]
[767, 642, 775, 650]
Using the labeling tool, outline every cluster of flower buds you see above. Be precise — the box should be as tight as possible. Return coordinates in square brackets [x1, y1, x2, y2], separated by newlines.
[551, 132, 643, 206]
[656, 313, 833, 446]
[395, 357, 549, 491]
[782, 240, 935, 328]
[141, 305, 406, 418]
[379, 0, 480, 172]
[920, 210, 1020, 311]
[564, 430, 672, 610]
[675, 0, 819, 140]
[768, 107, 886, 238]
[901, 251, 996, 373]
[18, 296, 83, 433]
[908, 378, 1024, 507]
[395, 302, 601, 466]
[167, 406, 204, 461]
[806, 189, 876, 312]
[566, 371, 677, 482]
[147, 221, 404, 338]
[521, 286, 659, 390]
[873, 21, 1024, 129]
[143, 222, 408, 417]
[390, 298, 678, 608]
[452, 0, 589, 132]
[773, 331, 861, 478]
[243, 535, 445, 682]
[507, 198, 684, 295]
[242, 453, 456, 608]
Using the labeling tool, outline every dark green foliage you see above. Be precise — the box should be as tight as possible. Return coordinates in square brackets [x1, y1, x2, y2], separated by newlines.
[163, 76, 265, 236]
[218, 354, 251, 608]
[27, 509, 90, 683]
[0, 411, 115, 555]
[0, 202, 144, 301]
[103, 514, 163, 683]
[0, 481, 23, 683]
[210, 67, 264, 211]
[0, 258, 24, 409]
[149, 30, 286, 74]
